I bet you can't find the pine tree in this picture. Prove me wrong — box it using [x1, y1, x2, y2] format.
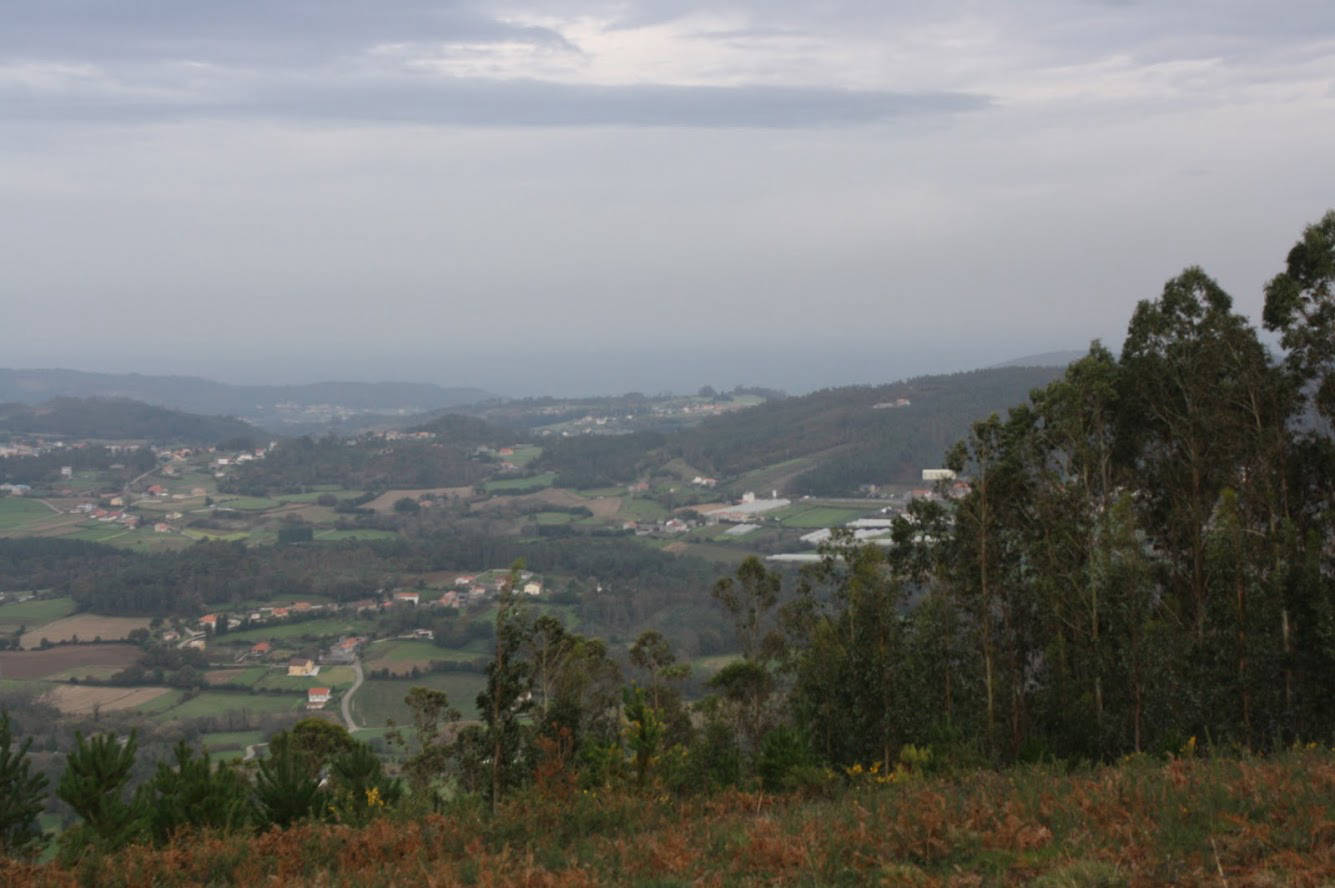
[0, 712, 48, 859]
[56, 731, 145, 861]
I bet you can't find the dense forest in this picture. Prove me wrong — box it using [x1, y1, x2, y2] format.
[533, 431, 668, 489]
[406, 413, 524, 447]
[217, 435, 493, 495]
[0, 398, 258, 445]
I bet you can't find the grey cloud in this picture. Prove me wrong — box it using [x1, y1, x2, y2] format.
[1, 73, 989, 127]
[2, 1, 575, 63]
[2, 0, 996, 128]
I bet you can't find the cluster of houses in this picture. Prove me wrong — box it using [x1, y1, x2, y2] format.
[71, 502, 140, 527]
[188, 572, 549, 642]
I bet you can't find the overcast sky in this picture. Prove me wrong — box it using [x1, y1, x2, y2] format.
[3, 1, 1334, 396]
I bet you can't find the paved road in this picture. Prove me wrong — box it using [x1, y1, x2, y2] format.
[340, 658, 364, 732]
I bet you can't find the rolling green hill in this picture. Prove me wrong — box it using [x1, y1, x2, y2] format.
[534, 365, 1065, 495]
[0, 397, 258, 445]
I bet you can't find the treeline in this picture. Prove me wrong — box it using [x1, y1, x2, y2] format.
[0, 715, 398, 863]
[826, 212, 1335, 763]
[217, 435, 490, 496]
[0, 446, 156, 486]
[533, 431, 667, 488]
[0, 533, 729, 654]
[405, 413, 522, 446]
[0, 398, 257, 445]
[0, 538, 393, 615]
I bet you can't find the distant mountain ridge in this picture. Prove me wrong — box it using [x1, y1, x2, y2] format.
[0, 369, 492, 430]
[989, 350, 1089, 369]
[0, 397, 259, 444]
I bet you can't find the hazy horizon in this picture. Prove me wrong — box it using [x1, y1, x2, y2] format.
[1, 341, 1087, 401]
[5, 1, 1333, 397]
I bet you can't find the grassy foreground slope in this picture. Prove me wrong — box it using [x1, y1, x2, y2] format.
[6, 750, 1332, 887]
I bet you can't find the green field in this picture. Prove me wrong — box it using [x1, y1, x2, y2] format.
[136, 689, 187, 714]
[208, 666, 267, 687]
[201, 730, 264, 753]
[225, 617, 376, 644]
[275, 489, 364, 504]
[312, 529, 399, 542]
[45, 665, 126, 682]
[504, 445, 542, 467]
[63, 522, 138, 542]
[152, 691, 303, 720]
[576, 486, 625, 498]
[256, 665, 357, 691]
[484, 472, 557, 492]
[215, 496, 281, 511]
[365, 639, 449, 664]
[677, 543, 752, 565]
[0, 498, 57, 531]
[181, 529, 249, 542]
[352, 673, 485, 728]
[619, 498, 668, 522]
[0, 596, 77, 627]
[778, 506, 870, 528]
[531, 511, 574, 525]
[729, 456, 819, 494]
[106, 532, 194, 552]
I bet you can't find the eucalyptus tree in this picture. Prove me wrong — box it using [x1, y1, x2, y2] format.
[629, 629, 692, 746]
[1023, 349, 1112, 752]
[395, 687, 459, 797]
[709, 557, 786, 768]
[783, 533, 910, 769]
[1263, 210, 1335, 740]
[1264, 210, 1335, 426]
[477, 561, 533, 814]
[943, 409, 1041, 759]
[1119, 267, 1275, 642]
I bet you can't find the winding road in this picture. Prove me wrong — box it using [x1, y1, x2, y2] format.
[340, 658, 364, 732]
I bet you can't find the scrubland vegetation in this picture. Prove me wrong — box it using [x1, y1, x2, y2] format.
[0, 748, 1331, 886]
